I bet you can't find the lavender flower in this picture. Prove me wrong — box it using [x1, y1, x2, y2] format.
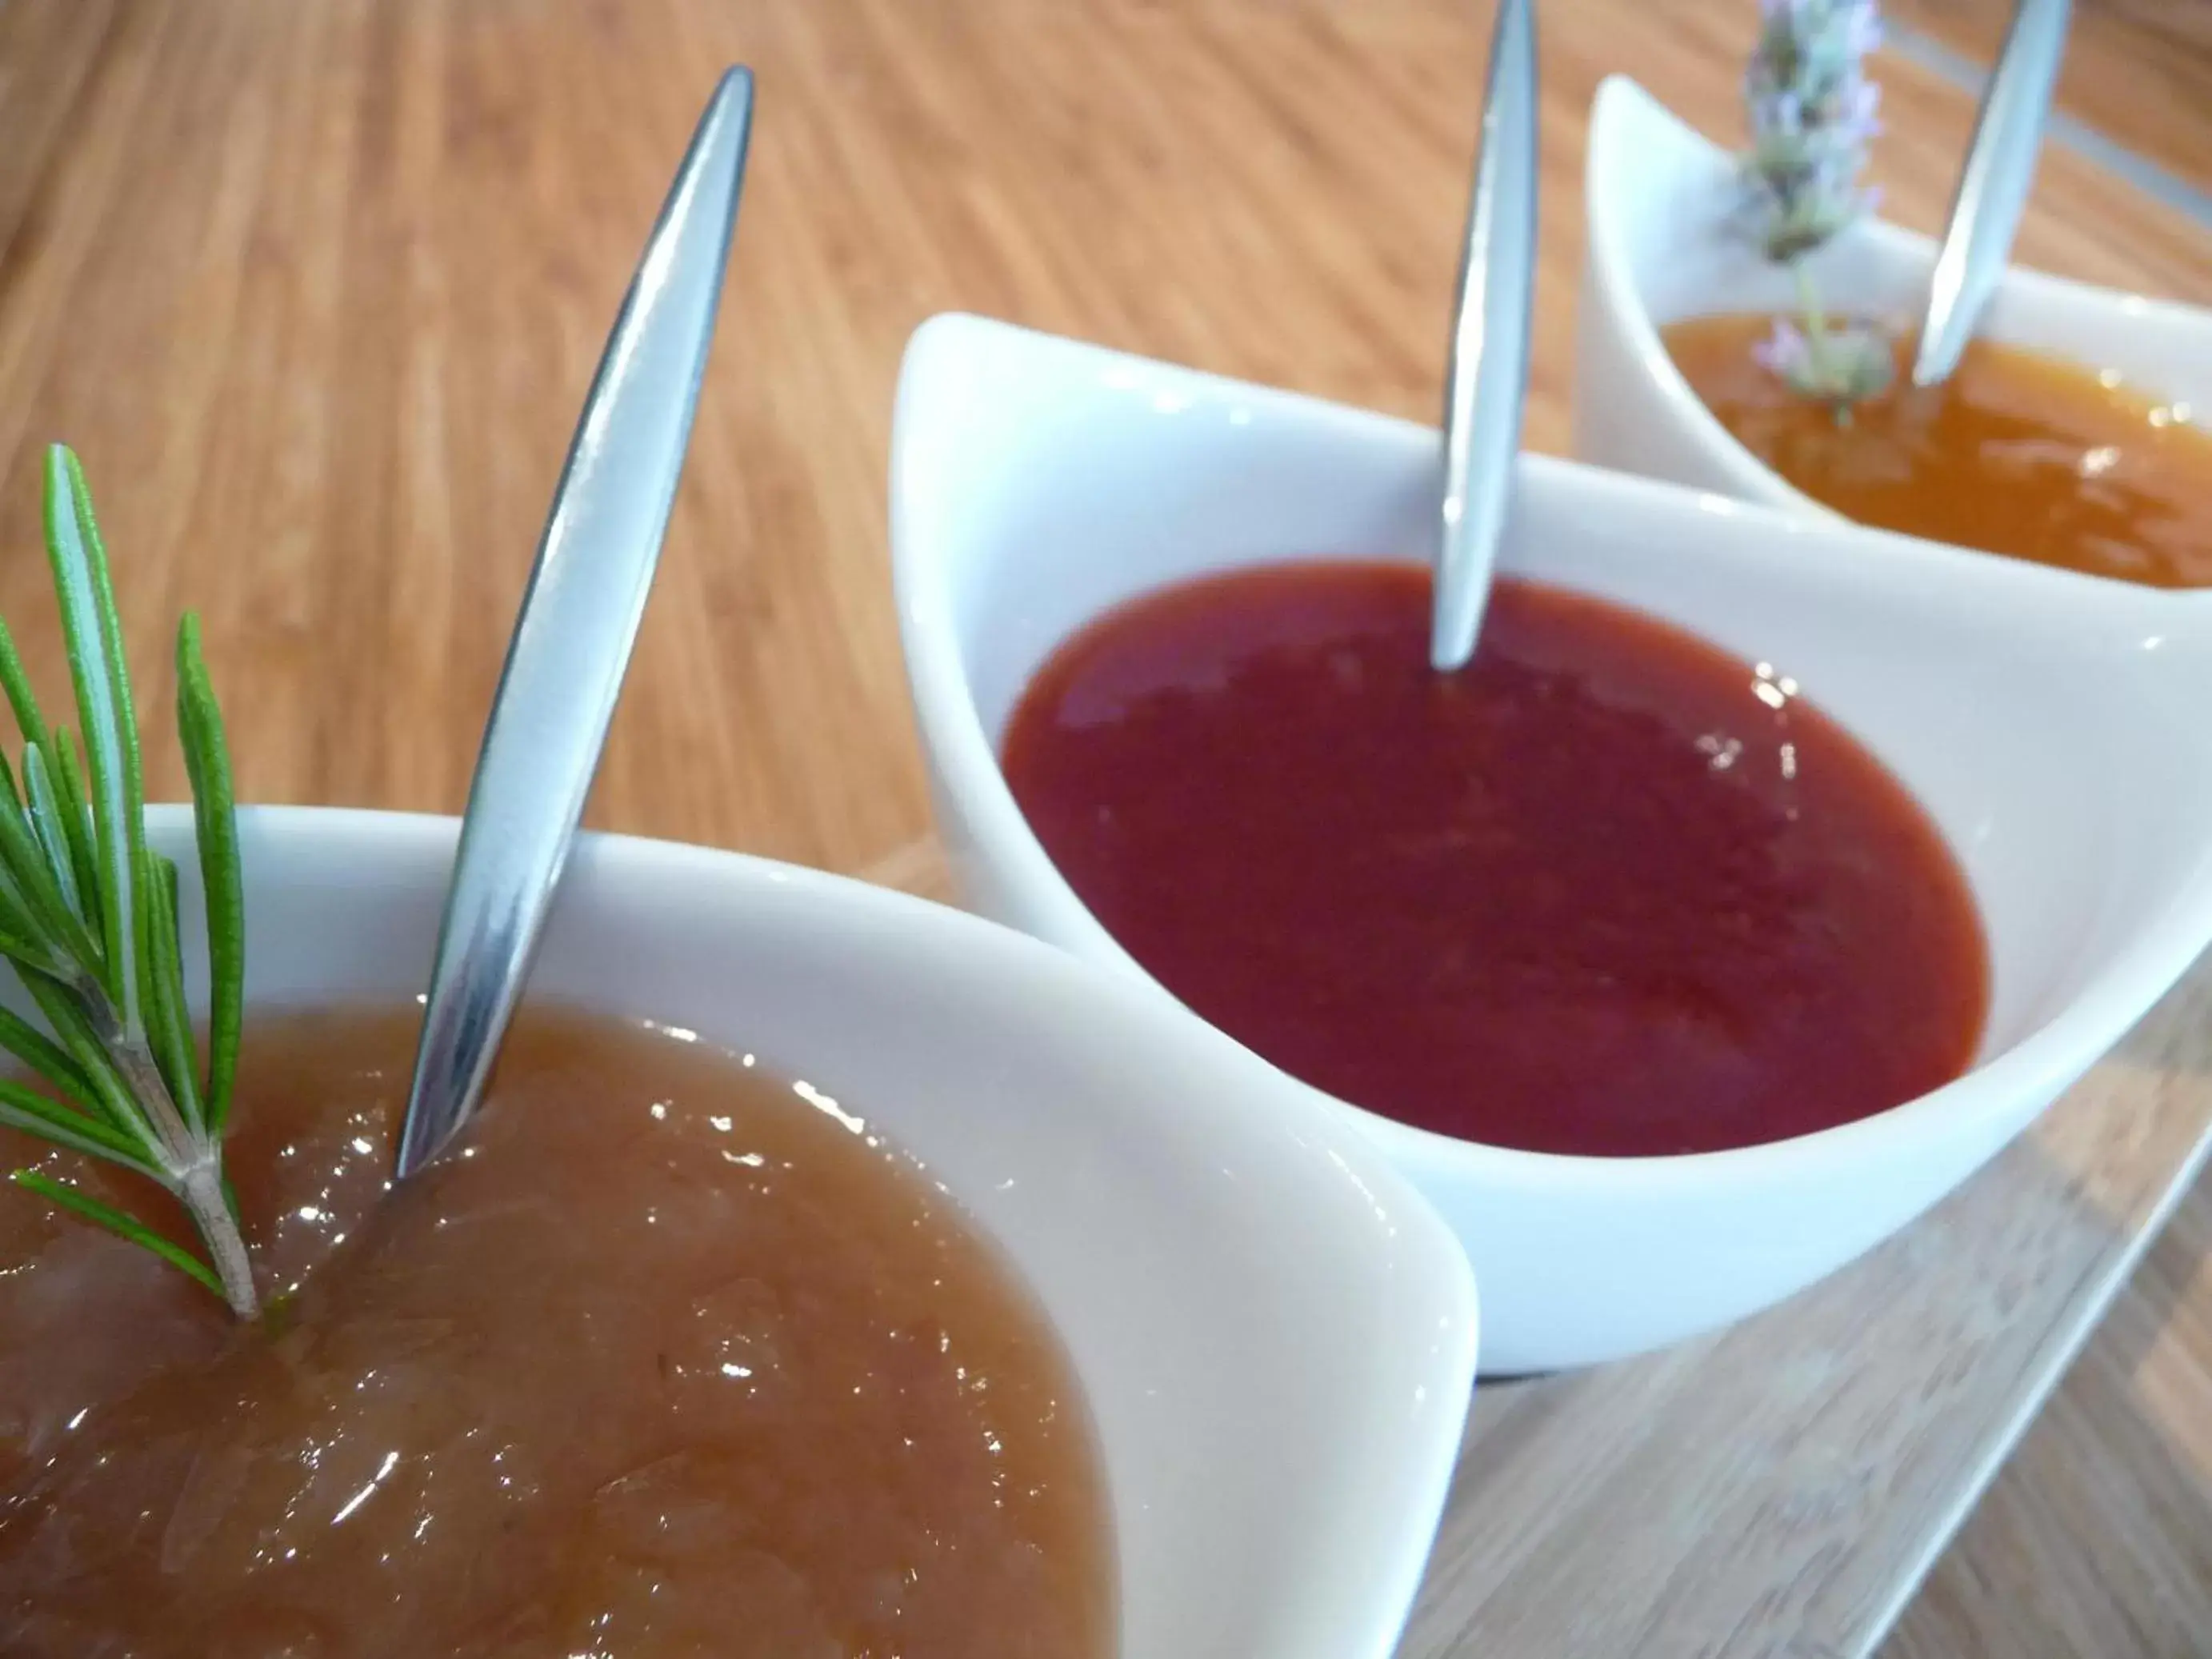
[1738, 0, 1891, 418]
[1741, 0, 1883, 262]
[1754, 315, 1894, 410]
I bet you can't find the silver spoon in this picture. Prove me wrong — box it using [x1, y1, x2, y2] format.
[1910, 0, 2073, 388]
[1431, 0, 1538, 674]
[394, 67, 756, 1179]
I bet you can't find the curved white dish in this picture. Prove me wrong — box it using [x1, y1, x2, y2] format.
[135, 805, 1478, 1659]
[891, 310, 2212, 1373]
[1573, 74, 2212, 524]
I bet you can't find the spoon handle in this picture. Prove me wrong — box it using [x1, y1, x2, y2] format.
[1432, 0, 1538, 674]
[1911, 0, 2072, 388]
[394, 68, 756, 1179]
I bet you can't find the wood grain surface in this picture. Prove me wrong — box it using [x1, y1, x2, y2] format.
[1889, 0, 2212, 196]
[0, 1, 2206, 1654]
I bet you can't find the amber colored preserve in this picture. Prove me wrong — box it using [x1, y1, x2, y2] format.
[1001, 564, 1988, 1158]
[1664, 312, 2212, 588]
[0, 1007, 1111, 1657]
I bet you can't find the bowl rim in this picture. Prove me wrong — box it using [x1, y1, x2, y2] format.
[890, 310, 2212, 1199]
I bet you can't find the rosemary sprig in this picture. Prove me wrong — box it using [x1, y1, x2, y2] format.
[0, 445, 254, 1318]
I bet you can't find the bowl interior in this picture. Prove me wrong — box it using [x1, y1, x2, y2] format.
[894, 315, 2212, 1109]
[136, 806, 1477, 1659]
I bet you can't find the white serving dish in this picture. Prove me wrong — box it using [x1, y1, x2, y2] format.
[890, 310, 2212, 1373]
[141, 805, 1478, 1659]
[1573, 74, 2212, 518]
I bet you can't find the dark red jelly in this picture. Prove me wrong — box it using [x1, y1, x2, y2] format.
[1000, 563, 1988, 1157]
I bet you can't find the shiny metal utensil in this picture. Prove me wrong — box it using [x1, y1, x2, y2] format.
[1432, 0, 1537, 674]
[1910, 0, 2072, 387]
[394, 67, 755, 1179]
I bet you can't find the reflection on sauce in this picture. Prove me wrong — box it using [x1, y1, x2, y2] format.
[0, 1007, 1111, 1658]
[1001, 564, 1988, 1157]
[1664, 312, 2212, 588]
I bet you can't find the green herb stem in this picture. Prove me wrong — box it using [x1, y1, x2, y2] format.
[1792, 262, 1839, 410]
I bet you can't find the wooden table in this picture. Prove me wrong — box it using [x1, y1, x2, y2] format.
[2, 2, 2207, 1654]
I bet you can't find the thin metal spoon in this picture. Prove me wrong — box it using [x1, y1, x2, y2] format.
[393, 67, 756, 1180]
[1910, 0, 2073, 387]
[1431, 0, 1538, 674]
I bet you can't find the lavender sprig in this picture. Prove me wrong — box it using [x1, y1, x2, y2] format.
[1742, 0, 1884, 261]
[1739, 0, 1893, 418]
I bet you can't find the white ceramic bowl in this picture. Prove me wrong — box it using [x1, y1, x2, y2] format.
[1573, 74, 2212, 518]
[138, 804, 1477, 1659]
[890, 311, 2212, 1373]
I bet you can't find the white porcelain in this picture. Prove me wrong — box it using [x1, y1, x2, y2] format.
[133, 805, 1477, 1659]
[1574, 74, 2212, 521]
[891, 310, 2212, 1373]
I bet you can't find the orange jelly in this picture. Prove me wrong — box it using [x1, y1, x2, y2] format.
[1664, 312, 2212, 588]
[0, 1007, 1111, 1658]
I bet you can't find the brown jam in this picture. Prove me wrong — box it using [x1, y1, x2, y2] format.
[1664, 312, 2212, 588]
[0, 1005, 1112, 1658]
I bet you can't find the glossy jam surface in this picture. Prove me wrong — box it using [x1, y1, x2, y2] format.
[0, 1008, 1110, 1658]
[1664, 312, 2212, 588]
[1001, 565, 1988, 1157]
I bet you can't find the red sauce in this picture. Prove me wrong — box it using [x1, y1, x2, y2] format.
[1000, 564, 1988, 1157]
